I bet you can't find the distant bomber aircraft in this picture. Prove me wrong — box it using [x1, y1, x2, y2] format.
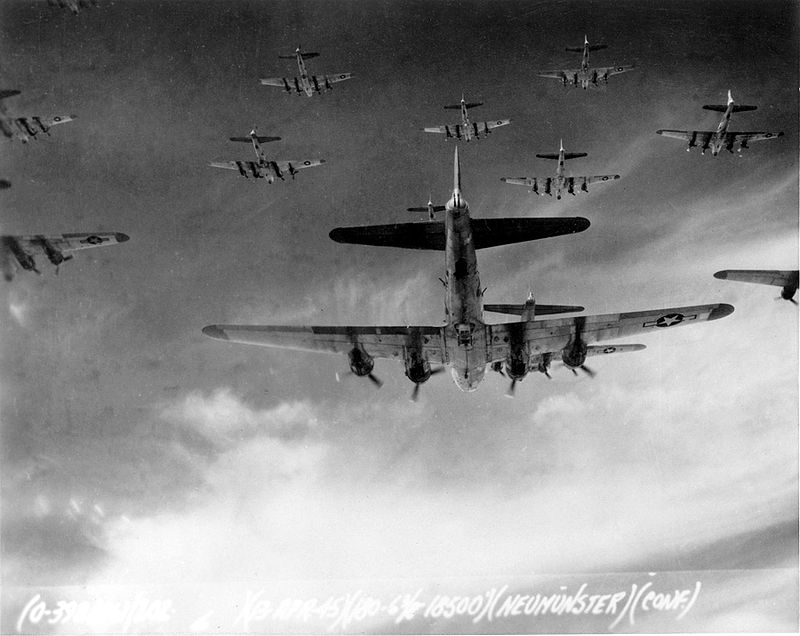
[48, 0, 97, 14]
[209, 127, 324, 183]
[0, 90, 75, 143]
[203, 147, 733, 398]
[714, 269, 798, 304]
[1, 232, 129, 281]
[260, 47, 352, 97]
[657, 91, 784, 155]
[501, 140, 620, 200]
[423, 94, 511, 142]
[538, 35, 635, 89]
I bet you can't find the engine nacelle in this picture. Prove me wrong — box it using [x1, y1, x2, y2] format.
[504, 357, 528, 382]
[739, 139, 749, 151]
[348, 347, 375, 377]
[782, 285, 797, 301]
[405, 356, 432, 385]
[561, 341, 587, 369]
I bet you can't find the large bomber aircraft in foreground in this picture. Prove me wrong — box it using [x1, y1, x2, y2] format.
[537, 35, 635, 89]
[0, 90, 75, 143]
[209, 128, 325, 183]
[501, 139, 620, 200]
[1, 232, 129, 281]
[714, 269, 798, 304]
[657, 90, 784, 155]
[203, 147, 733, 397]
[260, 47, 352, 97]
[423, 94, 511, 142]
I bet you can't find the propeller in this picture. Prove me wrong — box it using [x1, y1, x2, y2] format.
[568, 364, 595, 378]
[776, 295, 798, 305]
[505, 378, 517, 398]
[410, 367, 445, 402]
[335, 370, 383, 388]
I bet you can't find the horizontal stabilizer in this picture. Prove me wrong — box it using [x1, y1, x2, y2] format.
[229, 136, 281, 143]
[444, 102, 482, 110]
[0, 89, 21, 100]
[407, 205, 446, 212]
[484, 303, 584, 316]
[536, 152, 588, 160]
[329, 217, 589, 251]
[279, 52, 319, 59]
[702, 104, 757, 112]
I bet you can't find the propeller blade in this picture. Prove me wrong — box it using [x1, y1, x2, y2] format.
[570, 368, 578, 376]
[580, 364, 596, 378]
[505, 379, 517, 398]
[544, 370, 552, 379]
[411, 383, 421, 402]
[790, 297, 798, 306]
[367, 373, 383, 388]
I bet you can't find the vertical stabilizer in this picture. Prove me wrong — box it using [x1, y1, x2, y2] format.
[453, 145, 461, 194]
[727, 89, 734, 105]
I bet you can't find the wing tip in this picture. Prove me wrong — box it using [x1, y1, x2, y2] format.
[202, 325, 229, 340]
[573, 217, 591, 233]
[115, 232, 130, 243]
[713, 270, 728, 280]
[655, 130, 664, 135]
[708, 303, 735, 321]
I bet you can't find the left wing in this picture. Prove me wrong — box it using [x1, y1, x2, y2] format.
[725, 131, 784, 144]
[486, 303, 734, 364]
[714, 269, 798, 288]
[478, 119, 511, 131]
[593, 64, 636, 79]
[316, 73, 353, 86]
[10, 232, 129, 253]
[15, 114, 76, 136]
[202, 324, 446, 364]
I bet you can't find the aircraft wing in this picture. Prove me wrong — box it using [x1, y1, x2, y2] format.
[260, 77, 290, 87]
[500, 176, 553, 195]
[486, 303, 734, 364]
[480, 119, 511, 131]
[275, 159, 325, 172]
[656, 130, 714, 144]
[583, 175, 621, 185]
[202, 324, 446, 364]
[726, 131, 784, 144]
[537, 69, 575, 81]
[16, 114, 76, 132]
[9, 232, 129, 253]
[595, 64, 635, 78]
[317, 73, 353, 85]
[585, 344, 646, 357]
[714, 269, 798, 288]
[329, 217, 589, 250]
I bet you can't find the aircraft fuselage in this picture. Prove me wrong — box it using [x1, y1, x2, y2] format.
[443, 150, 486, 391]
[709, 103, 734, 155]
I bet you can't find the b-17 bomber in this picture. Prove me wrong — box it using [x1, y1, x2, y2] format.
[423, 94, 511, 142]
[203, 147, 733, 397]
[1, 90, 76, 143]
[538, 35, 635, 89]
[209, 127, 324, 183]
[48, 0, 97, 14]
[657, 90, 784, 155]
[1, 232, 129, 281]
[714, 269, 798, 304]
[260, 46, 352, 97]
[501, 139, 620, 200]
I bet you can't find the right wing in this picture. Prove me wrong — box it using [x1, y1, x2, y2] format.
[537, 69, 577, 83]
[329, 217, 589, 251]
[585, 344, 646, 357]
[202, 324, 446, 364]
[500, 176, 553, 195]
[725, 131, 784, 144]
[714, 269, 798, 288]
[656, 129, 714, 145]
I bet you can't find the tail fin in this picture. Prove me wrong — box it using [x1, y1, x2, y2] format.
[453, 146, 461, 193]
[229, 136, 281, 143]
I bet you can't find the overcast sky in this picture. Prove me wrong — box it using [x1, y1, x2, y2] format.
[0, 0, 797, 633]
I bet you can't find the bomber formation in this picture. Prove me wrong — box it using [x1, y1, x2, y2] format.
[4, 8, 794, 398]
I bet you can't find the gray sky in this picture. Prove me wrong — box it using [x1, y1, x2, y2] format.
[1, 0, 797, 633]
